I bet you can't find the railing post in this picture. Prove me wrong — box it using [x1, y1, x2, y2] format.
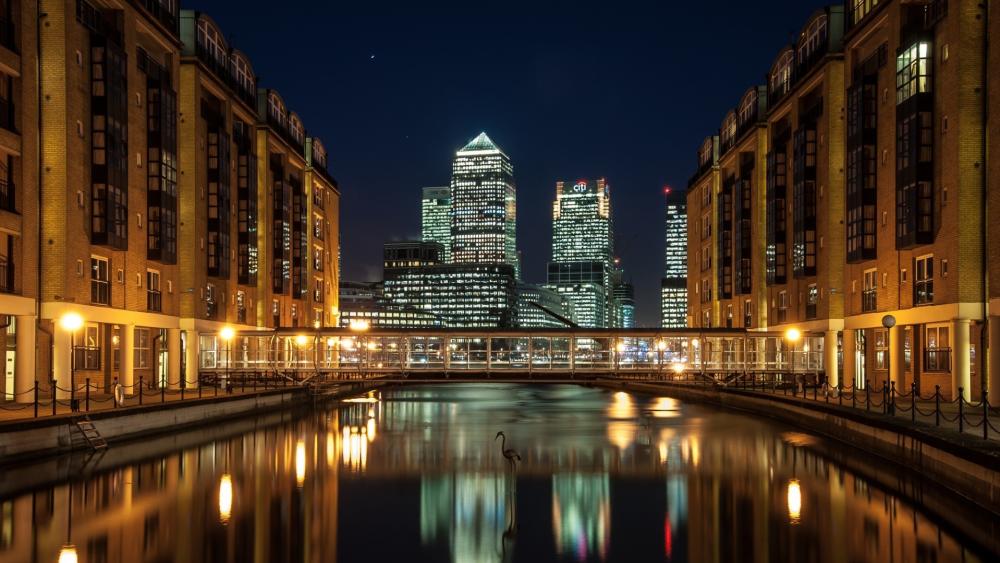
[33, 382, 38, 418]
[911, 382, 916, 424]
[984, 396, 989, 440]
[865, 381, 870, 412]
[161, 380, 165, 403]
[935, 385, 941, 427]
[139, 375, 144, 406]
[181, 382, 185, 401]
[113, 377, 118, 408]
[51, 378, 56, 416]
[838, 381, 843, 407]
[958, 388, 964, 434]
[85, 378, 91, 412]
[890, 381, 896, 415]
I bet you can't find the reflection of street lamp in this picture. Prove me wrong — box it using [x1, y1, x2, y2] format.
[58, 545, 78, 563]
[787, 478, 802, 524]
[59, 313, 84, 405]
[218, 473, 233, 524]
[220, 326, 235, 391]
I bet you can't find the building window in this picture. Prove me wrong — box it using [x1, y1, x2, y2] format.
[134, 328, 150, 369]
[313, 215, 324, 240]
[806, 284, 818, 319]
[313, 278, 324, 303]
[700, 278, 711, 304]
[205, 284, 217, 319]
[846, 72, 878, 262]
[792, 124, 818, 278]
[236, 291, 247, 324]
[700, 246, 711, 273]
[915, 255, 933, 305]
[897, 43, 932, 104]
[717, 176, 733, 300]
[701, 213, 711, 240]
[90, 36, 129, 250]
[74, 324, 101, 371]
[862, 269, 877, 312]
[143, 50, 178, 264]
[895, 42, 935, 249]
[924, 325, 950, 372]
[769, 50, 794, 103]
[874, 329, 888, 370]
[272, 299, 280, 327]
[776, 291, 788, 324]
[850, 0, 880, 26]
[235, 121, 258, 286]
[147, 269, 161, 312]
[766, 140, 788, 285]
[313, 247, 324, 272]
[291, 176, 307, 298]
[743, 299, 752, 328]
[205, 106, 231, 279]
[797, 15, 828, 66]
[734, 169, 752, 295]
[91, 256, 110, 305]
[272, 157, 291, 295]
[702, 310, 711, 328]
[0, 153, 14, 212]
[313, 185, 324, 209]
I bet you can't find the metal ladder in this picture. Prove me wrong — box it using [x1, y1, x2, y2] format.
[72, 416, 108, 451]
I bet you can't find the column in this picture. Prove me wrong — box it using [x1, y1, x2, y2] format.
[121, 324, 135, 395]
[842, 329, 856, 390]
[824, 330, 839, 389]
[52, 323, 71, 400]
[989, 317, 1000, 406]
[953, 319, 971, 401]
[889, 324, 905, 389]
[14, 315, 36, 403]
[185, 330, 199, 388]
[168, 328, 182, 390]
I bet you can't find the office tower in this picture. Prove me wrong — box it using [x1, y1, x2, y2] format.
[381, 241, 516, 328]
[661, 188, 688, 328]
[612, 281, 636, 329]
[546, 179, 613, 327]
[339, 281, 442, 328]
[450, 132, 518, 277]
[421, 186, 451, 262]
[516, 283, 574, 328]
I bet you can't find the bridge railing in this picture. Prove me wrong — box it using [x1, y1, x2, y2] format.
[197, 329, 826, 378]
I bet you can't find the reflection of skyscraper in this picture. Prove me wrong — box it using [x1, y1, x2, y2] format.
[420, 474, 508, 563]
[450, 132, 518, 277]
[552, 474, 611, 561]
[662, 188, 688, 327]
[547, 179, 613, 327]
[422, 186, 452, 262]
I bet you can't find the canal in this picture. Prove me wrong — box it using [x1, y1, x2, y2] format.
[0, 383, 995, 563]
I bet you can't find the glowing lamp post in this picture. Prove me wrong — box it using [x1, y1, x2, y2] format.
[59, 313, 84, 405]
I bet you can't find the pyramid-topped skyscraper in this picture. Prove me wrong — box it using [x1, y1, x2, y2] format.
[449, 132, 519, 278]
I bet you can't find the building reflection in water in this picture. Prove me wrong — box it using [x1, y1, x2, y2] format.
[420, 474, 508, 563]
[551, 473, 610, 561]
[0, 385, 991, 563]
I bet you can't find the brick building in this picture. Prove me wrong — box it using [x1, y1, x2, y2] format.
[687, 0, 993, 401]
[0, 0, 340, 403]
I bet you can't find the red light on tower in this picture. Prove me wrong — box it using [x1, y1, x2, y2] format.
[663, 185, 672, 195]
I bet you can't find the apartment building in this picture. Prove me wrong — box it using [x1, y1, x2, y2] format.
[0, 1, 340, 404]
[687, 1, 993, 400]
[686, 135, 719, 329]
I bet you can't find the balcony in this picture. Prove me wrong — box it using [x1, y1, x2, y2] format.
[194, 42, 256, 109]
[138, 0, 179, 35]
[205, 300, 218, 320]
[147, 289, 162, 312]
[861, 289, 876, 313]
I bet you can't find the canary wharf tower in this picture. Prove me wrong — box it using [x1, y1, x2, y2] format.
[450, 132, 519, 277]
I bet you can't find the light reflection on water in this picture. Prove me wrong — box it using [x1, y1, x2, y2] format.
[0, 383, 993, 563]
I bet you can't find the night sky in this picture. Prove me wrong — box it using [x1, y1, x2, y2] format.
[189, 0, 829, 326]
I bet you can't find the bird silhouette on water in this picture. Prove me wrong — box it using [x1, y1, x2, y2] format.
[495, 431, 522, 472]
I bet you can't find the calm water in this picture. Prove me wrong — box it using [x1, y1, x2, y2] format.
[0, 384, 993, 563]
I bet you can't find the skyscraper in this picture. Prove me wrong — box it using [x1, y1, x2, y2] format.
[516, 283, 575, 328]
[661, 188, 688, 327]
[611, 265, 636, 328]
[421, 186, 452, 262]
[546, 179, 613, 327]
[450, 132, 518, 277]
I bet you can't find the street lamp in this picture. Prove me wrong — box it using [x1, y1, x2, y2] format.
[59, 313, 84, 407]
[219, 326, 235, 392]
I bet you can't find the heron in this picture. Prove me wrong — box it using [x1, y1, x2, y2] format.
[495, 431, 521, 471]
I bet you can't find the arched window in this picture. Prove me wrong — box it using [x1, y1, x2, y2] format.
[230, 51, 255, 95]
[698, 138, 714, 167]
[738, 88, 758, 128]
[720, 112, 737, 147]
[289, 114, 304, 144]
[196, 17, 228, 68]
[770, 50, 794, 99]
[797, 15, 828, 64]
[312, 139, 328, 168]
[268, 92, 286, 127]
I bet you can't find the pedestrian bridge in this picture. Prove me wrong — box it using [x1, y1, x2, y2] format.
[197, 328, 828, 381]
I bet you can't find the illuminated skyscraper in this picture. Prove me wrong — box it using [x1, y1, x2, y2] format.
[547, 179, 613, 327]
[450, 132, 518, 277]
[661, 188, 688, 327]
[421, 186, 451, 262]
